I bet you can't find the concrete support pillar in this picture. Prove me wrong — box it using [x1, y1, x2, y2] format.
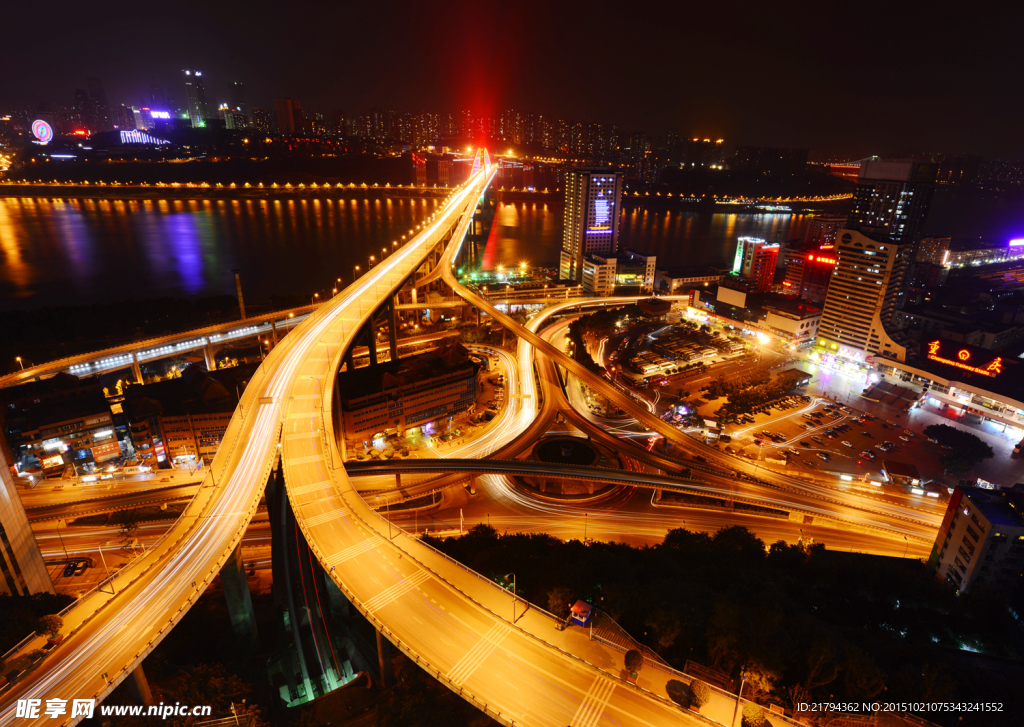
[221, 542, 260, 649]
[388, 298, 399, 363]
[366, 324, 378, 366]
[476, 308, 481, 326]
[131, 352, 143, 385]
[203, 338, 216, 372]
[411, 287, 418, 305]
[271, 320, 278, 345]
[233, 270, 246, 320]
[344, 348, 354, 372]
[127, 664, 154, 707]
[655, 489, 663, 502]
[376, 628, 392, 688]
[395, 472, 402, 490]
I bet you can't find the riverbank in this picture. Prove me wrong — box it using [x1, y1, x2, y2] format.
[0, 182, 451, 201]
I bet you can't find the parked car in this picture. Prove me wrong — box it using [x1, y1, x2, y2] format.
[817, 452, 830, 460]
[841, 441, 853, 448]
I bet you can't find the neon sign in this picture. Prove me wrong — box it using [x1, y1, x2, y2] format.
[927, 340, 1002, 377]
[120, 130, 169, 145]
[32, 119, 53, 143]
[587, 196, 612, 233]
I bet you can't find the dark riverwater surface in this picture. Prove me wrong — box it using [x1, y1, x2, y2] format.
[0, 196, 812, 309]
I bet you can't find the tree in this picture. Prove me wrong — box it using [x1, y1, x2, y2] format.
[546, 587, 576, 620]
[645, 609, 681, 651]
[842, 645, 886, 700]
[624, 649, 644, 677]
[923, 424, 994, 473]
[116, 508, 141, 548]
[742, 702, 766, 727]
[689, 679, 711, 709]
[36, 614, 62, 640]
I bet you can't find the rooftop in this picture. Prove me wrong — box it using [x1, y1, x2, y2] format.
[882, 460, 922, 480]
[907, 339, 1024, 402]
[960, 484, 1024, 529]
[337, 342, 477, 401]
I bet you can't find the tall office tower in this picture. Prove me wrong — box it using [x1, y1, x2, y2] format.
[113, 104, 136, 130]
[148, 80, 166, 108]
[816, 229, 911, 361]
[560, 169, 623, 282]
[681, 138, 725, 169]
[229, 81, 249, 124]
[915, 237, 952, 266]
[252, 108, 272, 134]
[0, 449, 54, 595]
[182, 70, 209, 128]
[73, 88, 94, 130]
[731, 237, 780, 293]
[802, 215, 846, 246]
[274, 98, 303, 135]
[86, 77, 113, 131]
[782, 244, 836, 303]
[847, 160, 936, 245]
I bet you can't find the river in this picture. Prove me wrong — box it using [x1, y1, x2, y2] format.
[0, 196, 811, 309]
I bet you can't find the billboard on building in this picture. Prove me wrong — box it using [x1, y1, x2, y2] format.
[717, 286, 747, 309]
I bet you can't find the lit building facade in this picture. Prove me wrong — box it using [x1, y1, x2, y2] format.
[582, 254, 617, 295]
[182, 70, 209, 128]
[816, 229, 910, 362]
[338, 343, 480, 447]
[0, 449, 53, 595]
[802, 215, 846, 246]
[847, 160, 935, 245]
[929, 485, 1024, 595]
[560, 169, 623, 282]
[731, 237, 779, 293]
[782, 244, 836, 303]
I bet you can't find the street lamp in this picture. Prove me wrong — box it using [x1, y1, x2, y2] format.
[504, 572, 517, 622]
[353, 265, 361, 283]
[16, 357, 24, 370]
[312, 292, 319, 306]
[55, 518, 69, 561]
[98, 540, 115, 594]
[731, 668, 747, 727]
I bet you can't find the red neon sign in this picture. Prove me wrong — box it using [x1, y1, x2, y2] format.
[927, 340, 1002, 378]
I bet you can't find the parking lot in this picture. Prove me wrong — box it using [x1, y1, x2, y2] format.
[711, 395, 950, 496]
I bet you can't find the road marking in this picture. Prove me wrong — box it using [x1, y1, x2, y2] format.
[325, 539, 373, 567]
[304, 508, 349, 527]
[445, 622, 512, 687]
[362, 570, 430, 612]
[284, 431, 319, 441]
[292, 481, 332, 496]
[291, 394, 319, 400]
[570, 675, 616, 727]
[286, 454, 323, 466]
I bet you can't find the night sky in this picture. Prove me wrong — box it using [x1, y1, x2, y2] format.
[4, 0, 1022, 158]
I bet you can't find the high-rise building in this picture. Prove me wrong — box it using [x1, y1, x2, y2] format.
[0, 449, 53, 595]
[86, 77, 112, 132]
[681, 138, 725, 169]
[252, 108, 272, 134]
[229, 81, 249, 124]
[929, 484, 1024, 596]
[274, 98, 303, 135]
[915, 237, 952, 266]
[803, 216, 846, 246]
[182, 70, 209, 128]
[847, 160, 936, 246]
[815, 229, 911, 362]
[730, 237, 779, 293]
[560, 169, 623, 282]
[782, 244, 836, 303]
[732, 146, 808, 175]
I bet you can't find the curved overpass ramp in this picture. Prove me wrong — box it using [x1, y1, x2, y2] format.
[0, 175, 490, 725]
[280, 172, 712, 725]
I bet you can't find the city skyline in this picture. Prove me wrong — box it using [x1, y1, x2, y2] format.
[3, 0, 1023, 158]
